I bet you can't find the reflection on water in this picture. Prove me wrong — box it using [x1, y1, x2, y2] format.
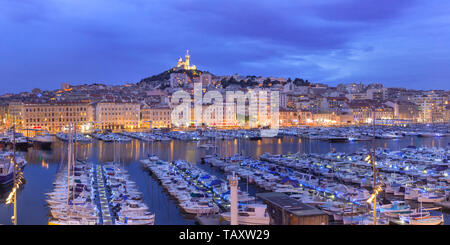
[0, 136, 448, 224]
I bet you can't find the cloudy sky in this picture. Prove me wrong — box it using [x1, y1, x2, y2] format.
[0, 0, 449, 93]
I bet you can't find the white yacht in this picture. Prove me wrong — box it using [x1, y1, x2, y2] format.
[32, 132, 54, 149]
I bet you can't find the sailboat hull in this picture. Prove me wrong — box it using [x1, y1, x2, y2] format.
[0, 172, 14, 185]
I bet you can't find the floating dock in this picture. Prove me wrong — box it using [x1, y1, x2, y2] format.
[95, 164, 114, 225]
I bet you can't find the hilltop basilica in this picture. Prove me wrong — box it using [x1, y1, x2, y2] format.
[170, 50, 212, 88]
[175, 50, 197, 70]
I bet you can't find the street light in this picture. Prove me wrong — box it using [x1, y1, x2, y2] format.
[6, 118, 25, 225]
[367, 186, 382, 204]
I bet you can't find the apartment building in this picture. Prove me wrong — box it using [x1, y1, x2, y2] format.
[95, 102, 140, 131]
[23, 102, 94, 133]
[141, 103, 172, 128]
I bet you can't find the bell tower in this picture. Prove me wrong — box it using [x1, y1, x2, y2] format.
[184, 50, 190, 69]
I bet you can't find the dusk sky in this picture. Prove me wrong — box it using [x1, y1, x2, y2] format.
[1, 0, 449, 94]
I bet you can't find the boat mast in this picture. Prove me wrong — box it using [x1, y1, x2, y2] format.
[67, 124, 72, 216]
[74, 123, 77, 161]
[73, 123, 76, 211]
[371, 109, 377, 225]
[12, 116, 17, 225]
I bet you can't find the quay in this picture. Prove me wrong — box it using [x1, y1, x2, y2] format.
[195, 215, 230, 225]
[436, 201, 450, 211]
[95, 164, 114, 225]
[389, 219, 407, 225]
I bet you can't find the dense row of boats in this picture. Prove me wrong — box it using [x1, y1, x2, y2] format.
[90, 133, 131, 142]
[0, 131, 54, 150]
[113, 124, 449, 143]
[46, 135, 154, 225]
[196, 145, 449, 225]
[121, 131, 171, 142]
[280, 125, 449, 142]
[1, 123, 449, 225]
[1, 123, 448, 148]
[47, 160, 155, 225]
[56, 133, 92, 143]
[141, 156, 270, 225]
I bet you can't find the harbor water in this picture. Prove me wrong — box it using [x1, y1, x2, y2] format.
[0, 135, 449, 225]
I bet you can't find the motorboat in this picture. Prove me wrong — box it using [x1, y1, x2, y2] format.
[379, 201, 411, 214]
[32, 132, 54, 149]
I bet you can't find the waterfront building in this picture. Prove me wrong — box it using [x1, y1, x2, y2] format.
[0, 103, 7, 126]
[279, 107, 298, 127]
[6, 101, 25, 127]
[297, 110, 313, 125]
[141, 103, 172, 128]
[412, 91, 447, 123]
[347, 100, 394, 124]
[312, 113, 339, 125]
[309, 112, 354, 126]
[385, 100, 419, 122]
[23, 102, 94, 133]
[95, 101, 140, 131]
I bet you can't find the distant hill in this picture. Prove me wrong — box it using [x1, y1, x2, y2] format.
[137, 68, 213, 89]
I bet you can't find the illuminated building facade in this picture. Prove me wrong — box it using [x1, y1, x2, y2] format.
[385, 100, 419, 122]
[6, 102, 25, 127]
[279, 107, 298, 127]
[176, 50, 197, 70]
[95, 102, 140, 131]
[348, 100, 394, 124]
[0, 103, 8, 126]
[21, 102, 94, 133]
[141, 104, 172, 128]
[413, 91, 446, 123]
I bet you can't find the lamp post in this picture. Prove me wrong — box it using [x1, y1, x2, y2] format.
[365, 109, 380, 225]
[6, 116, 25, 225]
[12, 117, 17, 225]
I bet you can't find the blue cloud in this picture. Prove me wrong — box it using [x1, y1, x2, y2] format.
[0, 0, 448, 93]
